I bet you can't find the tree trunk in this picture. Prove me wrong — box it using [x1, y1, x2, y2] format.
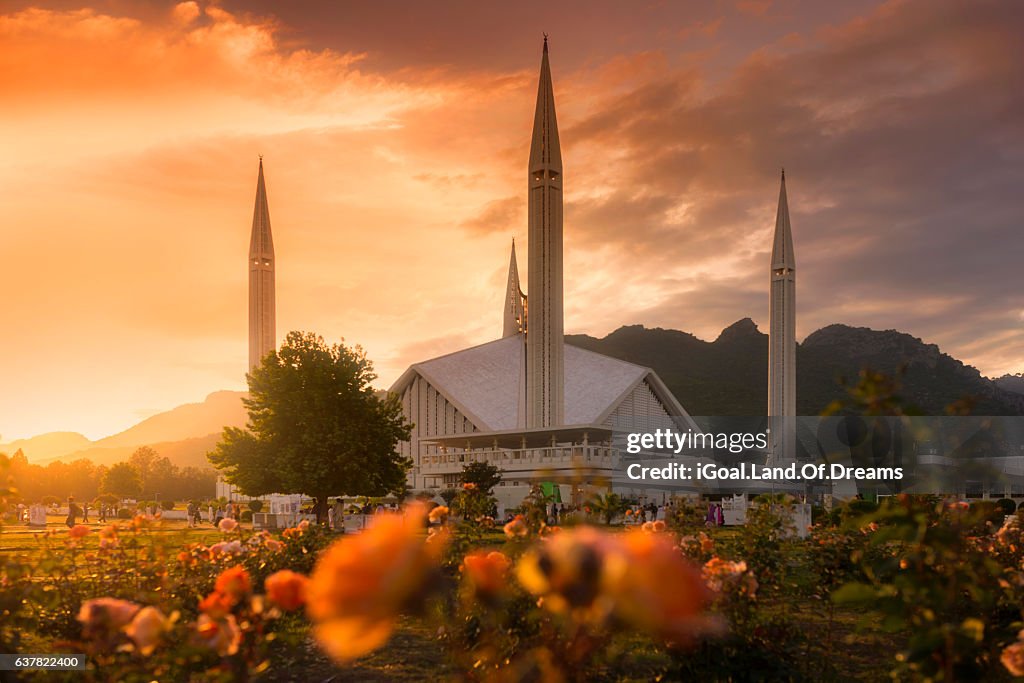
[314, 495, 326, 525]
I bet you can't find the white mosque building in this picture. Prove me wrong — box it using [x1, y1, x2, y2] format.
[241, 39, 800, 510]
[388, 40, 700, 508]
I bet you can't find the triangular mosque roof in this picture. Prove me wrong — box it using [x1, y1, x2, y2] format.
[389, 334, 686, 432]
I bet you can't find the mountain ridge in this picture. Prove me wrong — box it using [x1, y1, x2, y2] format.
[567, 321, 1023, 416]
[3, 324, 1020, 467]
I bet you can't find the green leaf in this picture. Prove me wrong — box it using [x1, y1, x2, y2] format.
[831, 582, 877, 604]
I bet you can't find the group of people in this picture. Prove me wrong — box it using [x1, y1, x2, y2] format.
[62, 496, 164, 527]
[54, 497, 248, 529]
[327, 499, 399, 531]
[542, 503, 569, 526]
[705, 502, 726, 527]
[625, 502, 669, 524]
[186, 501, 242, 528]
[62, 498, 115, 526]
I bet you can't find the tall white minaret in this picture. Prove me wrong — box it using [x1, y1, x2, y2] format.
[526, 36, 564, 428]
[248, 157, 276, 371]
[768, 169, 796, 461]
[503, 238, 527, 338]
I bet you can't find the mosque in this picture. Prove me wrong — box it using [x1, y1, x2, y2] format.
[243, 39, 798, 509]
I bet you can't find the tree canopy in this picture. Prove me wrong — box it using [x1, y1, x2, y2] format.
[460, 461, 502, 496]
[208, 331, 412, 521]
[101, 462, 142, 499]
[6, 448, 215, 504]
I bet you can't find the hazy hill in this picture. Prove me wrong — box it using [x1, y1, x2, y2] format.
[1, 391, 247, 465]
[0, 431, 92, 462]
[567, 321, 1024, 416]
[34, 433, 225, 469]
[94, 391, 247, 449]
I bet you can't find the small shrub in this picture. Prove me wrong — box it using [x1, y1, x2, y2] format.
[160, 500, 175, 511]
[842, 498, 879, 519]
[116, 508, 131, 519]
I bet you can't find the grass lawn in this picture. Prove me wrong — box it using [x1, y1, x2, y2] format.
[0, 515, 224, 557]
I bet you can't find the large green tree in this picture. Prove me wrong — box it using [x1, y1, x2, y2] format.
[208, 331, 412, 522]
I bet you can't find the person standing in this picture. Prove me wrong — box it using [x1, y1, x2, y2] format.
[82, 503, 90, 523]
[208, 503, 214, 526]
[65, 496, 78, 528]
[332, 498, 345, 532]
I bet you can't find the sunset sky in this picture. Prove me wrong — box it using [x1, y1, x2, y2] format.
[1, 0, 1022, 441]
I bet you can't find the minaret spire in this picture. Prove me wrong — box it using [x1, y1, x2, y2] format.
[771, 168, 794, 268]
[503, 238, 527, 338]
[768, 168, 796, 461]
[526, 37, 564, 428]
[248, 158, 276, 371]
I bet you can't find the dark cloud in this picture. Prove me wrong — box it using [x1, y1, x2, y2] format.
[555, 0, 1024, 374]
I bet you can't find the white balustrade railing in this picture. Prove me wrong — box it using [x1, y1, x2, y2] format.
[418, 445, 618, 472]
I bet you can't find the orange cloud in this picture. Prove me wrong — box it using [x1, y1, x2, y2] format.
[0, 0, 1020, 441]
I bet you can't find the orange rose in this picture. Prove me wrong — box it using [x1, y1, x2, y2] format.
[98, 525, 119, 549]
[198, 591, 234, 619]
[1003, 636, 1024, 676]
[78, 597, 141, 645]
[503, 515, 529, 539]
[265, 570, 308, 611]
[462, 551, 511, 598]
[306, 505, 446, 663]
[194, 614, 241, 656]
[703, 557, 749, 592]
[68, 524, 90, 539]
[612, 531, 714, 644]
[214, 565, 251, 604]
[124, 606, 168, 656]
[698, 533, 715, 555]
